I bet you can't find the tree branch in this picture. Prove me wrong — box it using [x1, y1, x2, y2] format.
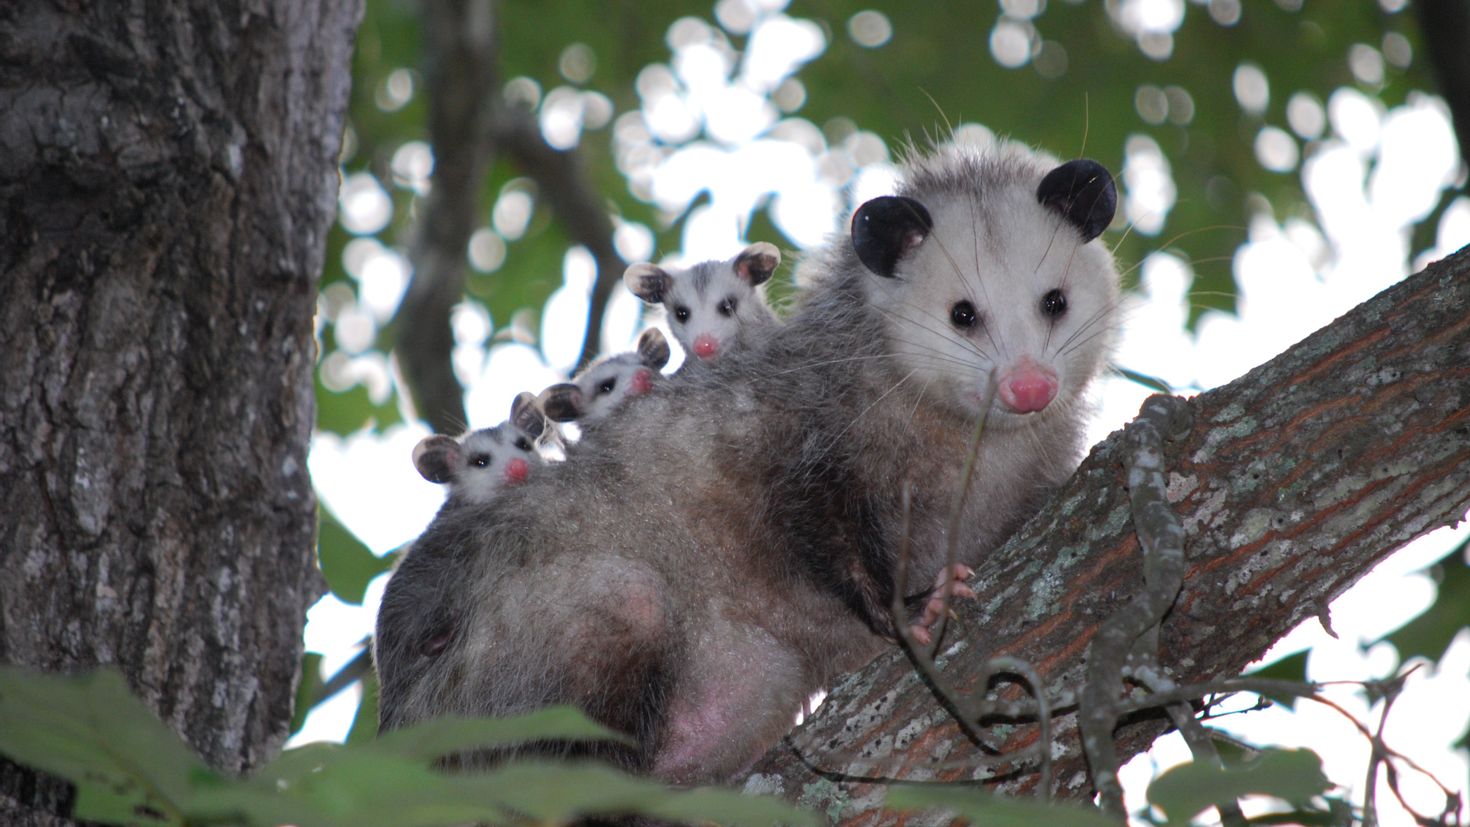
[1413, 0, 1470, 194]
[495, 107, 629, 373]
[742, 246, 1470, 820]
[394, 0, 500, 434]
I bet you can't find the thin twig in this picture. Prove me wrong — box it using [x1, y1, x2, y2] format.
[1078, 394, 1194, 817]
[927, 371, 997, 654]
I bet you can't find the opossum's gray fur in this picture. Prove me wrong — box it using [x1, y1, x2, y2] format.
[375, 141, 1121, 783]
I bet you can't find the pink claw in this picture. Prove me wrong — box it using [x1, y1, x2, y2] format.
[911, 563, 976, 643]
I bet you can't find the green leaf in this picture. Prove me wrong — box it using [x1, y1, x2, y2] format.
[290, 652, 325, 736]
[317, 505, 394, 604]
[372, 706, 631, 762]
[1244, 648, 1311, 710]
[463, 761, 819, 827]
[347, 668, 381, 745]
[1114, 364, 1178, 394]
[0, 667, 216, 826]
[314, 370, 403, 437]
[1376, 537, 1470, 663]
[0, 668, 821, 827]
[885, 784, 1116, 827]
[1147, 748, 1332, 825]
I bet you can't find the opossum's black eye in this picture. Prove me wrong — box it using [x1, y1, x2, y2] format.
[514, 437, 532, 452]
[950, 300, 978, 330]
[469, 453, 491, 468]
[596, 377, 617, 396]
[1041, 289, 1068, 318]
[718, 297, 737, 317]
[673, 305, 691, 323]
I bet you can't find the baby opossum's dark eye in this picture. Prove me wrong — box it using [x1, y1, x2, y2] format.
[1041, 288, 1068, 319]
[514, 438, 532, 452]
[596, 377, 617, 396]
[673, 305, 691, 323]
[950, 300, 978, 330]
[470, 453, 491, 468]
[718, 297, 737, 317]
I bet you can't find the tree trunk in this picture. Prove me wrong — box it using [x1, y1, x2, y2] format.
[743, 247, 1470, 821]
[0, 2, 360, 823]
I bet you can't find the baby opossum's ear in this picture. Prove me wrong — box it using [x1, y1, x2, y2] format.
[624, 263, 672, 304]
[539, 383, 586, 422]
[636, 328, 671, 370]
[734, 242, 780, 286]
[1036, 159, 1116, 242]
[851, 195, 933, 278]
[412, 435, 461, 484]
[509, 391, 546, 440]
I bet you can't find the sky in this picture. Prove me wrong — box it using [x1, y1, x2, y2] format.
[298, 2, 1470, 823]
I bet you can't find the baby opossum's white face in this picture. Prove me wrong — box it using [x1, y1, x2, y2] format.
[576, 355, 659, 420]
[625, 243, 780, 364]
[453, 428, 538, 499]
[856, 153, 1120, 430]
[539, 327, 671, 425]
[413, 425, 539, 506]
[412, 391, 549, 504]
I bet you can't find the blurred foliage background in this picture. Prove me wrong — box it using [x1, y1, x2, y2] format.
[301, 0, 1469, 818]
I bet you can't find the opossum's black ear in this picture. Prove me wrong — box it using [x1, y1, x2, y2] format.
[624, 263, 672, 304]
[851, 195, 932, 278]
[734, 242, 780, 286]
[509, 391, 545, 440]
[637, 328, 670, 370]
[539, 383, 586, 422]
[412, 435, 461, 484]
[1037, 159, 1116, 242]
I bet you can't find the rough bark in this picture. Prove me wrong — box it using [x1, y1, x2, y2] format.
[742, 247, 1470, 822]
[395, 0, 499, 435]
[0, 2, 360, 823]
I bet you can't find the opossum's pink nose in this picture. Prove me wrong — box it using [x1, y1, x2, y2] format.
[504, 457, 530, 484]
[630, 368, 654, 395]
[998, 362, 1058, 413]
[692, 334, 719, 361]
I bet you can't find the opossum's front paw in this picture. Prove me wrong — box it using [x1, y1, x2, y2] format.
[908, 563, 975, 646]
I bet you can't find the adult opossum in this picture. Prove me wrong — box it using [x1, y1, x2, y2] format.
[375, 141, 1120, 784]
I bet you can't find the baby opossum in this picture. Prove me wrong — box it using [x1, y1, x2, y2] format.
[376, 392, 549, 686]
[376, 142, 1120, 783]
[411, 392, 548, 506]
[539, 327, 670, 425]
[624, 242, 781, 364]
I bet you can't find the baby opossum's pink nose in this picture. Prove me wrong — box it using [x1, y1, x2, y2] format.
[692, 334, 719, 361]
[504, 457, 530, 484]
[998, 363, 1058, 413]
[631, 368, 654, 395]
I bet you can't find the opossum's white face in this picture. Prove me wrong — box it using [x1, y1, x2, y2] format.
[575, 354, 659, 421]
[539, 327, 671, 425]
[854, 155, 1120, 430]
[625, 243, 780, 364]
[452, 427, 539, 501]
[412, 392, 548, 503]
[413, 424, 540, 506]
